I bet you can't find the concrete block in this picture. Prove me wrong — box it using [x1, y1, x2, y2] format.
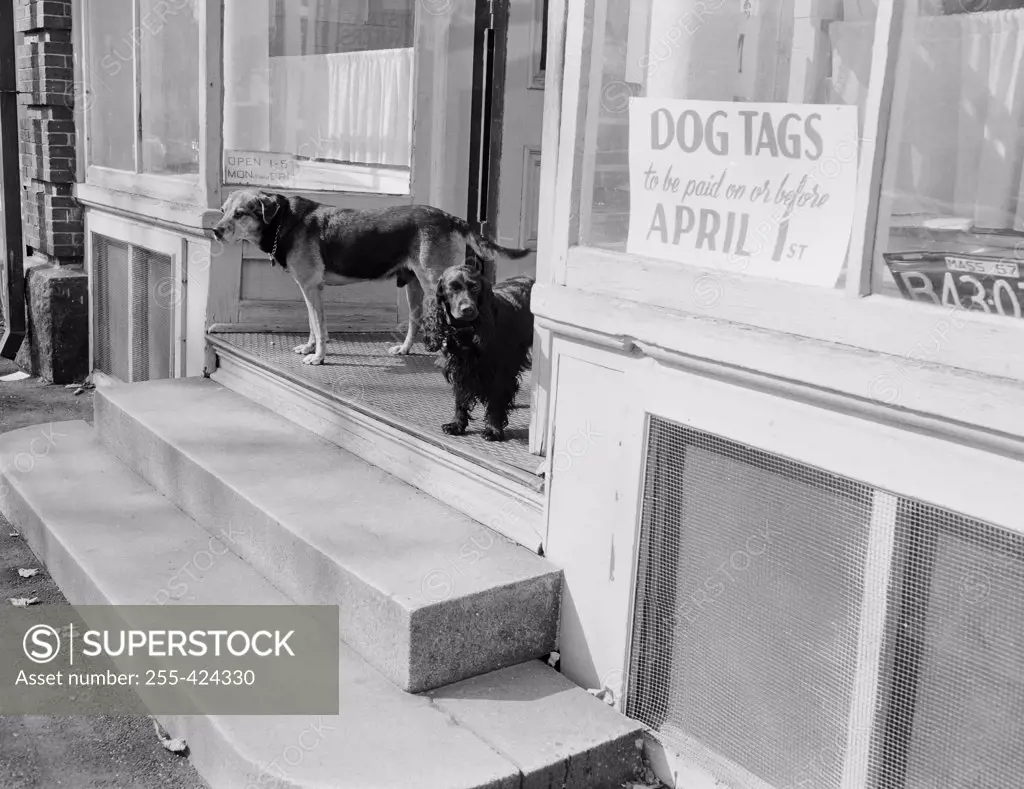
[13, 259, 88, 384]
[0, 421, 522, 789]
[94, 378, 562, 693]
[430, 660, 646, 789]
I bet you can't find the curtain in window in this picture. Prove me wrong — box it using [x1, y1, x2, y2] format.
[269, 47, 414, 168]
[830, 9, 1024, 230]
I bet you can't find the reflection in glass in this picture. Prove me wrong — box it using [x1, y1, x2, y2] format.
[877, 0, 1024, 321]
[580, 0, 877, 290]
[223, 0, 415, 195]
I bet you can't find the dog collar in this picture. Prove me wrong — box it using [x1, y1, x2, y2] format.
[269, 226, 282, 262]
[267, 212, 300, 265]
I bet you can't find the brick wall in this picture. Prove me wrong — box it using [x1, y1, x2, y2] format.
[16, 0, 82, 266]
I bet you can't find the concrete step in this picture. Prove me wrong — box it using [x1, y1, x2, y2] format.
[0, 422, 644, 789]
[93, 378, 561, 693]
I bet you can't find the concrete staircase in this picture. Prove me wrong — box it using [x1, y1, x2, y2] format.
[0, 378, 644, 789]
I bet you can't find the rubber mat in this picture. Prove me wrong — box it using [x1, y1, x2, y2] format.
[213, 332, 542, 476]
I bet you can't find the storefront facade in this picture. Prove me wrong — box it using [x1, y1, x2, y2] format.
[72, 1, 1024, 788]
[538, 1, 1024, 788]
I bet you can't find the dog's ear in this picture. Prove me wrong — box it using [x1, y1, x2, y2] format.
[422, 278, 448, 353]
[256, 192, 281, 225]
[465, 254, 484, 275]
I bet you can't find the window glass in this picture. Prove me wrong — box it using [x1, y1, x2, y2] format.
[877, 0, 1024, 322]
[222, 0, 416, 195]
[86, 0, 136, 170]
[578, 0, 877, 290]
[139, 0, 202, 175]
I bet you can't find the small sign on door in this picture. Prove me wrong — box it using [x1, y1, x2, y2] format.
[224, 150, 298, 188]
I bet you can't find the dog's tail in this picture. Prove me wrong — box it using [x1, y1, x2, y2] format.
[453, 219, 532, 261]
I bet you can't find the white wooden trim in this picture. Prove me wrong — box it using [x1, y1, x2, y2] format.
[75, 183, 218, 234]
[71, 0, 86, 182]
[205, 241, 243, 328]
[841, 490, 898, 789]
[199, 0, 223, 210]
[131, 0, 142, 174]
[869, 0, 918, 293]
[541, 337, 648, 692]
[86, 212, 187, 382]
[549, 0, 588, 286]
[563, 246, 1024, 384]
[846, 0, 900, 297]
[528, 0, 569, 456]
[518, 146, 543, 249]
[85, 166, 204, 206]
[219, 184, 413, 212]
[640, 354, 1024, 538]
[85, 211, 188, 259]
[575, 0, 607, 247]
[84, 210, 95, 376]
[644, 735, 769, 789]
[533, 283, 1024, 458]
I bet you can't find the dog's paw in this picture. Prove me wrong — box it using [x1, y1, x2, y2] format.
[388, 343, 412, 356]
[302, 353, 325, 366]
[293, 342, 315, 355]
[482, 426, 505, 442]
[442, 421, 467, 436]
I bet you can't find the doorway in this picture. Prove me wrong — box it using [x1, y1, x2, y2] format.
[467, 0, 547, 282]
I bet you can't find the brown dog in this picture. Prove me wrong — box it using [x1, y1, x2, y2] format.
[211, 189, 530, 364]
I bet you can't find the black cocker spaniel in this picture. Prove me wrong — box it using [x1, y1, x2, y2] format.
[424, 263, 535, 442]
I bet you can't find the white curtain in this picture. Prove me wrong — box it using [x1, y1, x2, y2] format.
[830, 9, 1024, 229]
[269, 48, 414, 168]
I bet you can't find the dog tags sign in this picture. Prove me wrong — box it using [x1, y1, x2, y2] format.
[626, 98, 859, 289]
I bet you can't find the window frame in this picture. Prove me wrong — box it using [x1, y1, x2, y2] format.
[542, 0, 1024, 396]
[76, 0, 213, 208]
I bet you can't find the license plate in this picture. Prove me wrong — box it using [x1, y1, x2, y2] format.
[883, 251, 1024, 318]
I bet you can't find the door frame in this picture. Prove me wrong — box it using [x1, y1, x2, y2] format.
[206, 0, 477, 333]
[467, 0, 509, 250]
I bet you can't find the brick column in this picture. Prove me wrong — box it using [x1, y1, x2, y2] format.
[13, 0, 88, 383]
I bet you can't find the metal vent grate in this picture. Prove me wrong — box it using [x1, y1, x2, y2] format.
[628, 416, 1024, 789]
[131, 246, 173, 382]
[91, 233, 174, 383]
[91, 234, 132, 382]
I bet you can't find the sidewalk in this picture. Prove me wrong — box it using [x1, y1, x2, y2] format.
[0, 360, 208, 789]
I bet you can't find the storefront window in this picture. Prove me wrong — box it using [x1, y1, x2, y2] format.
[877, 0, 1024, 320]
[84, 0, 201, 176]
[577, 0, 878, 290]
[85, 0, 136, 171]
[222, 0, 415, 195]
[140, 0, 201, 175]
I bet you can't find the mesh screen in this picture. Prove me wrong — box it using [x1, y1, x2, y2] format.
[882, 502, 1024, 789]
[132, 246, 173, 382]
[629, 416, 1024, 789]
[91, 234, 132, 382]
[628, 418, 875, 788]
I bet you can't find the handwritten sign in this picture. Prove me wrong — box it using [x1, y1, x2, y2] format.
[627, 99, 859, 288]
[223, 151, 298, 187]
